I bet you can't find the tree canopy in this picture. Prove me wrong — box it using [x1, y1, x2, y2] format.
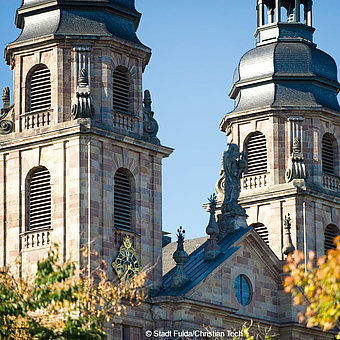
[284, 236, 340, 339]
[0, 245, 147, 339]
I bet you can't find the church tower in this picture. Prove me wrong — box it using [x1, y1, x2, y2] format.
[220, 0, 340, 259]
[0, 0, 172, 292]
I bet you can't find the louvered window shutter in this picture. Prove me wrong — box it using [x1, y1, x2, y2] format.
[28, 167, 51, 230]
[28, 65, 51, 112]
[114, 169, 131, 229]
[113, 67, 130, 114]
[324, 225, 339, 252]
[252, 223, 269, 245]
[322, 135, 335, 175]
[246, 132, 267, 174]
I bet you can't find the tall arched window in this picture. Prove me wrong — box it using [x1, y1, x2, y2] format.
[27, 167, 51, 230]
[324, 224, 339, 253]
[27, 65, 51, 112]
[322, 134, 337, 175]
[250, 223, 269, 245]
[113, 67, 131, 114]
[245, 132, 267, 174]
[114, 169, 131, 229]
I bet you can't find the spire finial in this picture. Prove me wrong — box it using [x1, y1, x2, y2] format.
[2, 87, 10, 109]
[204, 194, 221, 261]
[282, 213, 296, 256]
[171, 227, 189, 289]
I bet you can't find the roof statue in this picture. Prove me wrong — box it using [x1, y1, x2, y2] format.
[214, 144, 248, 237]
[221, 144, 247, 216]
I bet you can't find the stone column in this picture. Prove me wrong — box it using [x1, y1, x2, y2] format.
[306, 0, 313, 26]
[258, 0, 265, 26]
[275, 0, 281, 22]
[295, 0, 300, 22]
[268, 8, 274, 24]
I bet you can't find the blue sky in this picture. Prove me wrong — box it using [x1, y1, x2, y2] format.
[0, 1, 339, 241]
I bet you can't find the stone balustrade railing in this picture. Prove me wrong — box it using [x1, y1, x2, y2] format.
[242, 173, 268, 190]
[113, 110, 135, 132]
[21, 109, 52, 130]
[322, 173, 340, 192]
[21, 228, 52, 249]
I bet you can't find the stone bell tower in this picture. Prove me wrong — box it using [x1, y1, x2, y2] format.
[219, 0, 340, 259]
[0, 0, 172, 291]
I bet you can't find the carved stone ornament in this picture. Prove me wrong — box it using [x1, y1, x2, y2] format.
[282, 213, 296, 256]
[171, 226, 189, 289]
[151, 305, 166, 321]
[111, 236, 142, 281]
[285, 138, 308, 183]
[0, 87, 14, 135]
[142, 90, 160, 145]
[71, 69, 95, 119]
[204, 194, 221, 261]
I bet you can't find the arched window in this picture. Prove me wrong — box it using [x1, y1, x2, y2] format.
[27, 65, 51, 112]
[113, 67, 131, 114]
[322, 134, 337, 175]
[250, 223, 269, 245]
[245, 132, 267, 174]
[114, 169, 131, 229]
[324, 225, 339, 253]
[27, 167, 51, 230]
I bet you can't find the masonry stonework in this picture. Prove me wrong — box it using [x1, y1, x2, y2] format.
[0, 1, 339, 340]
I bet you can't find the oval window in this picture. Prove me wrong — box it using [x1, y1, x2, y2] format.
[235, 275, 252, 305]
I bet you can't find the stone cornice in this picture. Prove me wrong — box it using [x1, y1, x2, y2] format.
[0, 121, 173, 158]
[239, 183, 340, 205]
[220, 106, 340, 132]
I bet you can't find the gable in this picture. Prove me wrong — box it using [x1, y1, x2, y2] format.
[184, 230, 283, 323]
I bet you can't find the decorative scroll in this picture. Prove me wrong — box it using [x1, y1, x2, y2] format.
[0, 87, 14, 135]
[285, 138, 307, 182]
[142, 90, 160, 145]
[71, 69, 95, 119]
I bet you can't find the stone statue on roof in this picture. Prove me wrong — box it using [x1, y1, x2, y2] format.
[221, 143, 247, 216]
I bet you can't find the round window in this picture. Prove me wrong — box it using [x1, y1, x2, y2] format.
[234, 275, 252, 305]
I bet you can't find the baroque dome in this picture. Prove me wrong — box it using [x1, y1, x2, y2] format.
[230, 39, 340, 113]
[13, 0, 142, 46]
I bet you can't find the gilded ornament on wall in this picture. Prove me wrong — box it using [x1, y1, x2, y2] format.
[112, 236, 141, 280]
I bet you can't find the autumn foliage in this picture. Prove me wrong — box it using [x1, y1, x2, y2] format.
[0, 244, 147, 339]
[284, 236, 340, 338]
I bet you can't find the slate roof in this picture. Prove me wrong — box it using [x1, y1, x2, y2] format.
[159, 227, 250, 297]
[13, 0, 144, 46]
[230, 41, 340, 113]
[162, 236, 208, 275]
